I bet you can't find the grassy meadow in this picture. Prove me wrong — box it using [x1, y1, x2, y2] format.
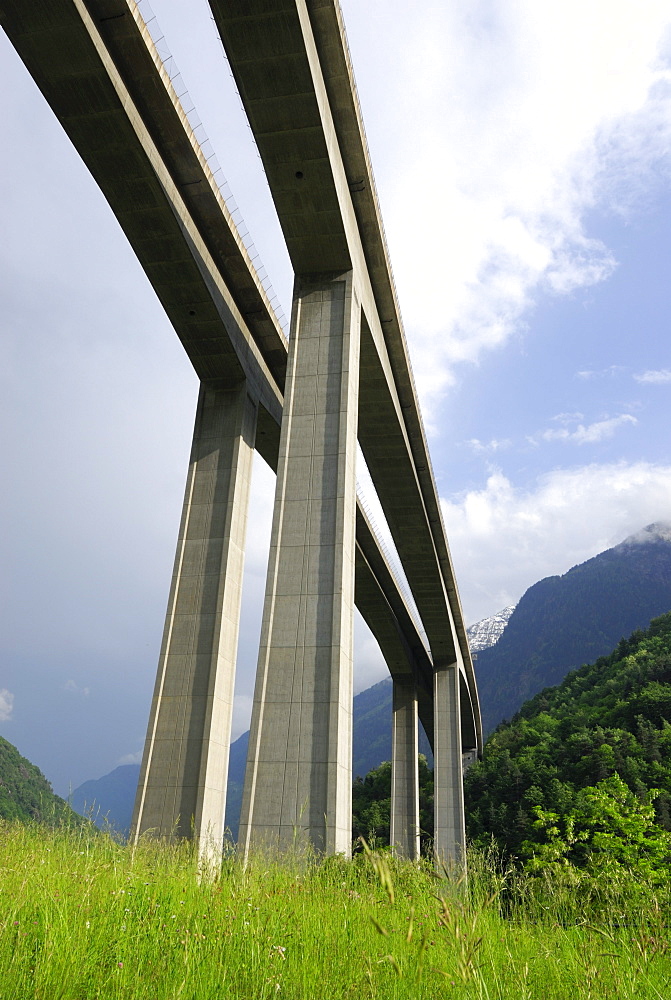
[1, 821, 670, 999]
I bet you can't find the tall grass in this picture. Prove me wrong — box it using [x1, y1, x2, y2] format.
[0, 820, 669, 998]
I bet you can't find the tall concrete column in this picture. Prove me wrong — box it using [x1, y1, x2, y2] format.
[132, 381, 257, 858]
[239, 271, 360, 858]
[433, 659, 466, 870]
[390, 678, 420, 859]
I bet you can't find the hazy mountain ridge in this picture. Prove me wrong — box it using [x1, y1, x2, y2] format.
[71, 763, 140, 834]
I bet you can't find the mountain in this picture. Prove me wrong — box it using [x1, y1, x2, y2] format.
[71, 607, 509, 838]
[0, 735, 82, 826]
[464, 610, 671, 862]
[475, 522, 671, 733]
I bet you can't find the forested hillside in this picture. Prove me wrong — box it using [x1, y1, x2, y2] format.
[465, 611, 671, 866]
[353, 612, 671, 879]
[0, 736, 80, 825]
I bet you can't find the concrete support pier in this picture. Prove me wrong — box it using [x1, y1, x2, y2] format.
[433, 659, 467, 870]
[132, 382, 257, 857]
[239, 272, 361, 858]
[390, 679, 420, 859]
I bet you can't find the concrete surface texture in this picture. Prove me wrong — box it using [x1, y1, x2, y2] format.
[433, 662, 467, 868]
[240, 273, 360, 856]
[131, 383, 257, 854]
[390, 680, 421, 860]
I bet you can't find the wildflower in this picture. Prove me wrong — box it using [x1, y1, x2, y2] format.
[118, 962, 123, 968]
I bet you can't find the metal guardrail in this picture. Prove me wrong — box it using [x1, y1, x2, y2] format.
[355, 460, 429, 653]
[130, 0, 289, 335]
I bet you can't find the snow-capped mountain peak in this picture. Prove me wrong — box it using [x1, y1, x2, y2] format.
[467, 605, 516, 653]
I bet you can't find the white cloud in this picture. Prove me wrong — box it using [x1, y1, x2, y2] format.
[64, 680, 91, 698]
[532, 413, 637, 445]
[0, 689, 14, 722]
[346, 1, 671, 417]
[577, 366, 626, 380]
[551, 412, 585, 425]
[467, 438, 512, 455]
[117, 750, 142, 765]
[634, 368, 671, 383]
[442, 461, 671, 624]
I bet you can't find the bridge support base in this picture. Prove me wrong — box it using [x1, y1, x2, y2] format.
[433, 661, 467, 872]
[390, 678, 420, 859]
[131, 382, 257, 859]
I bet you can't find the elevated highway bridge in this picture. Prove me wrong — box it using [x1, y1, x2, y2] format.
[2, 0, 481, 862]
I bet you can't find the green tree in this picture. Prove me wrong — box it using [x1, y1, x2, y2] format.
[523, 774, 671, 885]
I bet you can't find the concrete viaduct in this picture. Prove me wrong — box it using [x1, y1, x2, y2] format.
[2, 0, 481, 863]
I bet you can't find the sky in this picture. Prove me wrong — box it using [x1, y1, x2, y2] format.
[2, 0, 671, 795]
